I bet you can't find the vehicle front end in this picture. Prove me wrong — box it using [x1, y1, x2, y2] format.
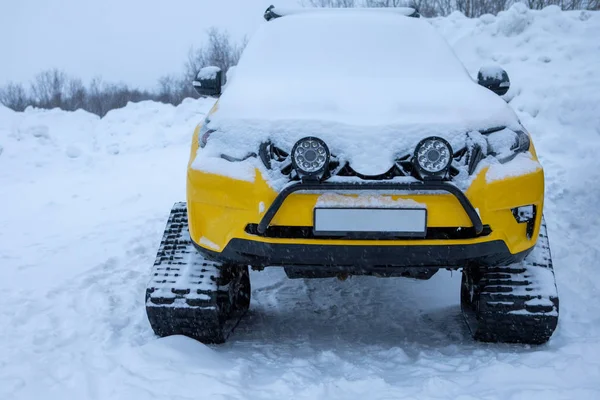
[187, 123, 544, 276]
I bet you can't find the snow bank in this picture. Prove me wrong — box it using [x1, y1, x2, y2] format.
[0, 98, 215, 179]
[431, 5, 600, 134]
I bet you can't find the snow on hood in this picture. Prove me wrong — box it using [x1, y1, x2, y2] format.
[205, 12, 519, 176]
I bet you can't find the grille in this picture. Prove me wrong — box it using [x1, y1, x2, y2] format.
[246, 224, 492, 240]
[259, 140, 483, 182]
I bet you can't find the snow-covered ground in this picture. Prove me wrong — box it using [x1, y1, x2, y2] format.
[1, 6, 600, 399]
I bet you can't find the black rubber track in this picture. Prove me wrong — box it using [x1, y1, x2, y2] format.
[461, 217, 559, 345]
[145, 202, 251, 344]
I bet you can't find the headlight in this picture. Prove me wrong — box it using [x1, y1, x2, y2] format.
[413, 136, 453, 180]
[291, 137, 330, 180]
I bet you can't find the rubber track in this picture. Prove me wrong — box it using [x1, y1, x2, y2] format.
[146, 202, 233, 344]
[463, 218, 559, 344]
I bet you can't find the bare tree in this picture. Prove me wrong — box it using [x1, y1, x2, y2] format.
[368, 0, 446, 16]
[30, 69, 69, 109]
[85, 77, 107, 116]
[525, 0, 596, 9]
[433, 0, 455, 16]
[313, 0, 444, 17]
[303, 0, 357, 6]
[302, 0, 598, 16]
[185, 28, 247, 83]
[157, 75, 195, 105]
[0, 82, 29, 111]
[365, 0, 405, 6]
[65, 78, 86, 111]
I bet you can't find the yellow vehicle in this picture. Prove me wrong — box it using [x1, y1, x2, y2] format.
[146, 6, 558, 345]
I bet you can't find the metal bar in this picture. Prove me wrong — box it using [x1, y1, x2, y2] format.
[257, 181, 483, 235]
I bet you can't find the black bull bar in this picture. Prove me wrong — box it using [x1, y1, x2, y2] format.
[257, 181, 484, 235]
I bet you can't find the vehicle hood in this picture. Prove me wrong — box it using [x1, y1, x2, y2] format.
[206, 82, 520, 176]
[202, 12, 521, 175]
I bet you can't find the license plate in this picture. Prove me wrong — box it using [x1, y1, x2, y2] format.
[313, 208, 427, 237]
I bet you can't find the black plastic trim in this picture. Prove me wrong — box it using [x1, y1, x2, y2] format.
[468, 144, 485, 175]
[245, 224, 492, 240]
[257, 181, 483, 236]
[511, 204, 537, 240]
[193, 238, 531, 268]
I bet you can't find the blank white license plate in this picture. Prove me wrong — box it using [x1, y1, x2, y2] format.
[313, 208, 427, 237]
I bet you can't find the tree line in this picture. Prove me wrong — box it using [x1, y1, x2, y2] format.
[0, 28, 245, 117]
[305, 0, 599, 17]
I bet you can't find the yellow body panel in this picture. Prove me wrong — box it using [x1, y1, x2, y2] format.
[186, 122, 544, 257]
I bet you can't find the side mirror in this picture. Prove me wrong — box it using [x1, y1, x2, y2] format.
[477, 66, 510, 96]
[193, 67, 223, 97]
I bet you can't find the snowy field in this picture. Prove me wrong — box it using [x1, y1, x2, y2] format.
[1, 6, 600, 399]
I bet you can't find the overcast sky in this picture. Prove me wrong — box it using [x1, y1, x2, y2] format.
[0, 0, 296, 90]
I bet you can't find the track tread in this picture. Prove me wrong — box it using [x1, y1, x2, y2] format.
[145, 202, 250, 344]
[462, 217, 559, 345]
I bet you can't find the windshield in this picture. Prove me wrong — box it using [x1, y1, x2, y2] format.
[232, 12, 471, 88]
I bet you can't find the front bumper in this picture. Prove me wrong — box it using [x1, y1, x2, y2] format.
[186, 163, 545, 268]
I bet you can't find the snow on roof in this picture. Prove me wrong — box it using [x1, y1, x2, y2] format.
[265, 6, 418, 20]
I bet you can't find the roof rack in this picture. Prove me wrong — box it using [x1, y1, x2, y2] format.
[264, 5, 420, 21]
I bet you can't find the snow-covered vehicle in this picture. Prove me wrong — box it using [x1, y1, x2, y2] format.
[146, 6, 558, 345]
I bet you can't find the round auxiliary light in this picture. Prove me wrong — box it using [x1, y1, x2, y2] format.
[413, 137, 453, 179]
[291, 137, 330, 179]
